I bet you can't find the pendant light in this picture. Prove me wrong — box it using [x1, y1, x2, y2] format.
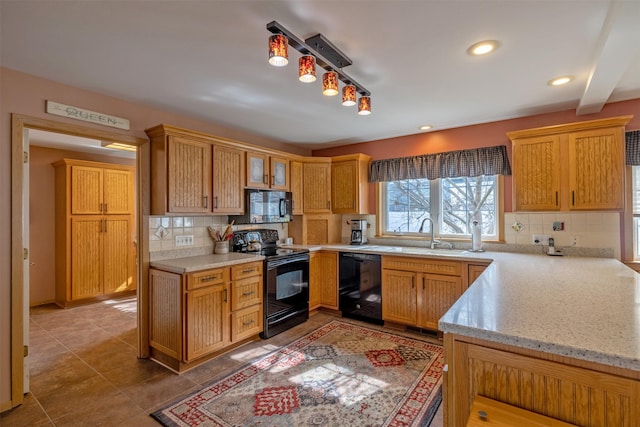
[298, 55, 316, 83]
[358, 96, 372, 115]
[342, 85, 356, 106]
[322, 71, 339, 96]
[268, 34, 288, 67]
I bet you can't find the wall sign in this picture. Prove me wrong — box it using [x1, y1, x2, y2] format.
[46, 100, 130, 130]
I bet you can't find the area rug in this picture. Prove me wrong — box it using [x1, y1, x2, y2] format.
[151, 320, 443, 427]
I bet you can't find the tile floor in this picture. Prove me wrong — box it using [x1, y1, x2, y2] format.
[1, 298, 444, 426]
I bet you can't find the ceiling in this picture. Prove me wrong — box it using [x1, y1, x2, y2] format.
[2, 1, 640, 150]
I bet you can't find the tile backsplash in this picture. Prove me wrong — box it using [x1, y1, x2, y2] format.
[504, 212, 621, 258]
[148, 216, 289, 261]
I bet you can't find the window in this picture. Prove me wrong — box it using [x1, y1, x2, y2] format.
[632, 166, 640, 260]
[381, 175, 499, 239]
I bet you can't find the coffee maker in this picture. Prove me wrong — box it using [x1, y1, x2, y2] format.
[350, 219, 368, 245]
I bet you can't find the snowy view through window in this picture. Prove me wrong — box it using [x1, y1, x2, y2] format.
[383, 176, 497, 237]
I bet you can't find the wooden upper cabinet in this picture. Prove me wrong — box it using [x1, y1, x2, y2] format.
[246, 151, 289, 191]
[331, 154, 371, 214]
[290, 160, 304, 214]
[213, 144, 244, 214]
[147, 125, 213, 215]
[512, 135, 561, 211]
[69, 163, 133, 215]
[569, 128, 625, 210]
[103, 168, 134, 214]
[508, 116, 631, 212]
[70, 165, 103, 214]
[167, 136, 212, 213]
[303, 160, 331, 213]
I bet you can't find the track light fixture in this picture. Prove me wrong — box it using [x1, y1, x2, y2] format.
[267, 20, 371, 114]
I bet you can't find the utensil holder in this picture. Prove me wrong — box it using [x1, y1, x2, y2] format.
[214, 241, 229, 254]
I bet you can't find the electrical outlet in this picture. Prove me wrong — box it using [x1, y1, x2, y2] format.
[531, 234, 551, 245]
[570, 235, 580, 246]
[175, 235, 194, 247]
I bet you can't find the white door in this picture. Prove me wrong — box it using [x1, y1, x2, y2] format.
[22, 129, 30, 393]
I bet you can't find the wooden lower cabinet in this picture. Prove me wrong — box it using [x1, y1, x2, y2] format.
[149, 261, 263, 372]
[444, 334, 640, 427]
[382, 256, 464, 331]
[309, 251, 338, 311]
[186, 283, 229, 361]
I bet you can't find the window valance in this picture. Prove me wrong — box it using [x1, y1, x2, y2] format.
[368, 145, 511, 183]
[626, 130, 640, 165]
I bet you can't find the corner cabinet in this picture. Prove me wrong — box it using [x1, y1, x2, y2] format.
[149, 260, 263, 372]
[331, 154, 371, 214]
[53, 159, 136, 307]
[508, 116, 631, 211]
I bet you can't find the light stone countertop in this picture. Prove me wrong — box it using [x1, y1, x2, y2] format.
[438, 252, 640, 372]
[150, 252, 265, 274]
[150, 244, 640, 372]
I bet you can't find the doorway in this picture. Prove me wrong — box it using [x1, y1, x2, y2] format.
[9, 114, 148, 408]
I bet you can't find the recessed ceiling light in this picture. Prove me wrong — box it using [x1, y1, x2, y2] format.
[467, 40, 500, 56]
[548, 75, 574, 86]
[419, 125, 432, 131]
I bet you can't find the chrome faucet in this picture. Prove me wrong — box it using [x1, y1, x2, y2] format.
[418, 217, 439, 249]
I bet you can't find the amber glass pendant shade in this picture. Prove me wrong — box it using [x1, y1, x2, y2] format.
[298, 55, 316, 83]
[322, 71, 339, 96]
[268, 34, 288, 67]
[342, 85, 356, 106]
[358, 96, 372, 115]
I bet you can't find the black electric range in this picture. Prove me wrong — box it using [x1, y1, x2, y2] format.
[231, 229, 309, 338]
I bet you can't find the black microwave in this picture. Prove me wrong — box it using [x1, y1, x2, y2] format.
[229, 189, 293, 224]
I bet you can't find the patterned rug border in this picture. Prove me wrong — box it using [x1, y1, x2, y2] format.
[151, 320, 443, 427]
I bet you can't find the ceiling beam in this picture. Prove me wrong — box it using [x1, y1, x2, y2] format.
[577, 0, 640, 115]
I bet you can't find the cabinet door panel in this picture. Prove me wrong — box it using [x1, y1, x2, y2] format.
[103, 217, 135, 294]
[382, 269, 417, 324]
[270, 156, 289, 190]
[303, 162, 331, 212]
[290, 161, 304, 214]
[513, 136, 561, 211]
[71, 166, 103, 214]
[70, 217, 103, 299]
[246, 152, 268, 189]
[419, 274, 463, 330]
[331, 161, 357, 213]
[168, 136, 212, 213]
[213, 145, 244, 213]
[186, 284, 229, 360]
[569, 129, 624, 210]
[103, 169, 133, 214]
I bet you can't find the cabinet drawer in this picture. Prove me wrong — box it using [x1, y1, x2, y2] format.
[231, 276, 262, 311]
[187, 267, 229, 290]
[231, 305, 263, 341]
[382, 256, 462, 276]
[467, 395, 576, 426]
[231, 261, 263, 280]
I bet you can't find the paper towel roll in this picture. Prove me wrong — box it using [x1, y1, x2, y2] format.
[471, 220, 482, 251]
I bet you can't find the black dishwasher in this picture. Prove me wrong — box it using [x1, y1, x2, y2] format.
[339, 252, 383, 325]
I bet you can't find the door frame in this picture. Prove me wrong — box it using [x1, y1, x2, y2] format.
[10, 114, 149, 408]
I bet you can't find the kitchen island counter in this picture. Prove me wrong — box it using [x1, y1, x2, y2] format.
[439, 252, 640, 372]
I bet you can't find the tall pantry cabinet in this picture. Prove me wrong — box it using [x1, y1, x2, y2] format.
[54, 159, 136, 307]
